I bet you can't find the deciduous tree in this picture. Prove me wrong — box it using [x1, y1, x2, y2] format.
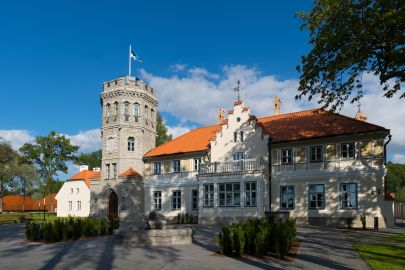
[156, 112, 173, 146]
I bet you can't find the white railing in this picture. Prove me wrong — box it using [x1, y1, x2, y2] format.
[198, 158, 264, 176]
[146, 171, 198, 181]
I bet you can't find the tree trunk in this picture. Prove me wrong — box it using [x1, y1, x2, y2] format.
[49, 189, 53, 212]
[0, 178, 3, 213]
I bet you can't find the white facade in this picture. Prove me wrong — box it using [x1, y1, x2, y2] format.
[55, 180, 90, 217]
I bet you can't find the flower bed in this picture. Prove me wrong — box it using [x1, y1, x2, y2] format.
[25, 216, 120, 242]
[214, 218, 296, 258]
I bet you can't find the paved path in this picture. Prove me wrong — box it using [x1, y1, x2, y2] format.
[0, 224, 369, 270]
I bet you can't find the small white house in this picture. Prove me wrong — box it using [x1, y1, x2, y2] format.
[56, 166, 100, 217]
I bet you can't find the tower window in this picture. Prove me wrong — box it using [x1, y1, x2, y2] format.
[124, 101, 130, 115]
[112, 163, 117, 178]
[106, 104, 111, 117]
[128, 137, 135, 151]
[233, 132, 237, 142]
[144, 105, 149, 117]
[114, 102, 118, 116]
[151, 108, 155, 120]
[240, 131, 244, 142]
[106, 164, 110, 179]
[133, 103, 140, 117]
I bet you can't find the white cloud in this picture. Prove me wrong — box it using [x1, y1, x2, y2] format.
[64, 129, 101, 153]
[393, 154, 405, 164]
[0, 130, 34, 150]
[140, 65, 405, 162]
[168, 125, 191, 139]
[169, 63, 187, 72]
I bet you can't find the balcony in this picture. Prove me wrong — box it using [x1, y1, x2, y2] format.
[198, 158, 265, 177]
[146, 171, 198, 181]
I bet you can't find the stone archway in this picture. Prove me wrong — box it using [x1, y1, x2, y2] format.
[108, 190, 118, 220]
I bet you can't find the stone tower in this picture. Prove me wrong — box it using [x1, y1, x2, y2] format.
[100, 76, 157, 178]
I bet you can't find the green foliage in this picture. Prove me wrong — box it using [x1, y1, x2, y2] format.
[355, 244, 405, 270]
[19, 131, 79, 211]
[215, 218, 296, 259]
[346, 216, 355, 229]
[360, 212, 367, 229]
[0, 139, 19, 208]
[296, 0, 404, 110]
[156, 112, 173, 146]
[25, 217, 120, 242]
[176, 212, 195, 224]
[387, 162, 405, 202]
[74, 150, 102, 170]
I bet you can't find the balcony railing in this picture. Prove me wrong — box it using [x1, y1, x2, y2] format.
[198, 158, 265, 176]
[146, 171, 198, 181]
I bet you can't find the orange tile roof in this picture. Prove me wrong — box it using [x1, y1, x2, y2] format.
[234, 101, 243, 105]
[119, 167, 143, 178]
[144, 125, 222, 157]
[69, 170, 101, 187]
[144, 108, 388, 158]
[257, 109, 387, 143]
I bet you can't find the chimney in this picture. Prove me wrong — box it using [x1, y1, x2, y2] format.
[218, 108, 225, 124]
[79, 165, 89, 172]
[93, 167, 101, 172]
[274, 96, 281, 115]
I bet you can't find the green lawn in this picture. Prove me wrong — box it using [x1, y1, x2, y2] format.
[31, 213, 58, 221]
[0, 212, 57, 223]
[354, 244, 405, 270]
[379, 233, 405, 243]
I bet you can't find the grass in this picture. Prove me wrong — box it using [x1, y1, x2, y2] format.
[31, 213, 58, 221]
[0, 212, 57, 223]
[354, 244, 405, 270]
[379, 233, 405, 243]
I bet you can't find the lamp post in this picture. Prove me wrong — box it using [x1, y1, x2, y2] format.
[43, 196, 46, 221]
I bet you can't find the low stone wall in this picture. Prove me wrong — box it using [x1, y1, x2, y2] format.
[122, 226, 193, 247]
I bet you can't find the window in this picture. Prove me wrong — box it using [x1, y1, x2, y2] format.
[172, 190, 181, 210]
[153, 162, 161, 175]
[280, 186, 295, 210]
[281, 149, 293, 164]
[68, 201, 72, 211]
[114, 102, 118, 116]
[308, 185, 325, 209]
[240, 131, 244, 142]
[77, 201, 81, 211]
[233, 152, 244, 161]
[106, 164, 110, 179]
[233, 132, 238, 142]
[204, 184, 214, 207]
[218, 183, 240, 207]
[144, 105, 148, 116]
[340, 183, 357, 209]
[128, 137, 135, 151]
[133, 103, 140, 117]
[112, 163, 117, 178]
[193, 158, 201, 171]
[154, 191, 162, 210]
[124, 101, 130, 115]
[172, 160, 181, 172]
[70, 188, 73, 194]
[76, 188, 79, 194]
[310, 145, 323, 162]
[341, 142, 355, 159]
[106, 104, 110, 117]
[151, 108, 155, 119]
[192, 189, 198, 210]
[245, 182, 257, 207]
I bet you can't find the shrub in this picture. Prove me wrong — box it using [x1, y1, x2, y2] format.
[360, 212, 367, 230]
[346, 216, 355, 229]
[233, 224, 245, 256]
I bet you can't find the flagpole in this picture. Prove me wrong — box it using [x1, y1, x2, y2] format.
[128, 44, 131, 77]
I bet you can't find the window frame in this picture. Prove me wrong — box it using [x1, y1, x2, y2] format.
[308, 184, 325, 210]
[172, 160, 181, 172]
[77, 201, 81, 211]
[218, 182, 241, 207]
[124, 101, 130, 116]
[341, 142, 355, 159]
[193, 157, 202, 172]
[203, 183, 214, 207]
[153, 161, 162, 175]
[280, 185, 295, 210]
[240, 131, 244, 142]
[309, 145, 323, 163]
[233, 132, 238, 142]
[172, 190, 181, 210]
[281, 148, 293, 164]
[245, 181, 257, 207]
[112, 163, 117, 178]
[153, 191, 162, 211]
[106, 164, 110, 179]
[340, 183, 358, 209]
[127, 137, 135, 151]
[68, 201, 72, 211]
[191, 189, 198, 210]
[133, 103, 140, 117]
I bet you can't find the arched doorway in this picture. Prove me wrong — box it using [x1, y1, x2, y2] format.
[108, 190, 118, 220]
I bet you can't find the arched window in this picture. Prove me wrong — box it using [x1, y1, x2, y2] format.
[106, 103, 110, 117]
[127, 137, 135, 151]
[151, 108, 155, 120]
[124, 101, 130, 115]
[133, 103, 140, 117]
[114, 102, 118, 116]
[144, 105, 149, 116]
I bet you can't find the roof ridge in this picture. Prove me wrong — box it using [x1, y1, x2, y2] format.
[258, 108, 323, 121]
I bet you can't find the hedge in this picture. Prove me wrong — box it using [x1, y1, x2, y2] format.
[25, 216, 120, 242]
[214, 218, 296, 258]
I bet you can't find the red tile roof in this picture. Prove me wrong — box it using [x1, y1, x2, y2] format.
[234, 101, 243, 106]
[144, 125, 222, 157]
[69, 170, 101, 187]
[257, 109, 387, 143]
[144, 108, 388, 158]
[119, 167, 143, 178]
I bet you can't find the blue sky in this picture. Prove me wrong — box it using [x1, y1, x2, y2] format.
[1, 0, 404, 175]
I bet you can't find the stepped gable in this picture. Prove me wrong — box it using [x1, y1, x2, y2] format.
[69, 170, 101, 187]
[119, 167, 143, 178]
[144, 125, 222, 157]
[257, 108, 388, 143]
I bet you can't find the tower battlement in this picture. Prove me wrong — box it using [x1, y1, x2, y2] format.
[102, 76, 155, 96]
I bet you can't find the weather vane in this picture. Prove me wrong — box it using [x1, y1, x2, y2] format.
[233, 80, 241, 102]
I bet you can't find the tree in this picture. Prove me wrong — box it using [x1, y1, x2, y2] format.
[0, 138, 18, 212]
[74, 150, 102, 170]
[12, 164, 37, 211]
[387, 161, 405, 202]
[19, 131, 79, 211]
[156, 112, 173, 146]
[296, 0, 404, 110]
